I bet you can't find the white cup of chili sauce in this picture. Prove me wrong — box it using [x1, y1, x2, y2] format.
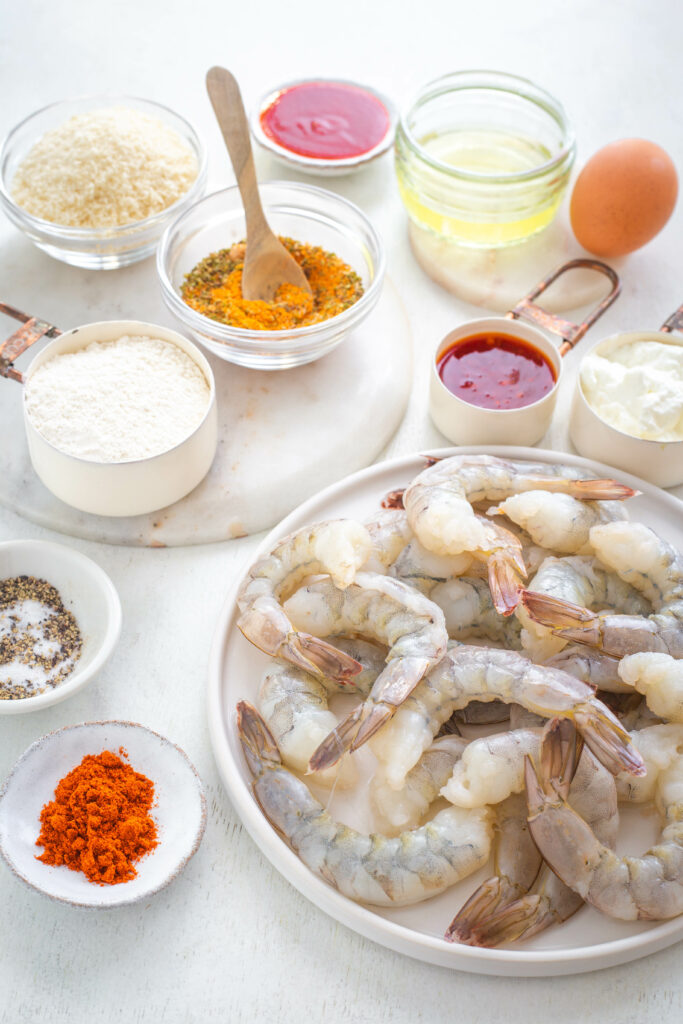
[429, 259, 621, 447]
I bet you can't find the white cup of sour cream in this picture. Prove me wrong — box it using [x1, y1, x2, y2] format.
[570, 321, 683, 488]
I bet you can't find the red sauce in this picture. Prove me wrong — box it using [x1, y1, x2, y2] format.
[437, 332, 557, 410]
[260, 81, 390, 160]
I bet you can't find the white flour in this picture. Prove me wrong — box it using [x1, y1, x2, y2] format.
[25, 335, 211, 462]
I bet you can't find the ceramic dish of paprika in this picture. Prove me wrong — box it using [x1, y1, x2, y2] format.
[0, 721, 206, 908]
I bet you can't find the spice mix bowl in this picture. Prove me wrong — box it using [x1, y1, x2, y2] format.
[0, 309, 218, 516]
[0, 721, 206, 907]
[157, 181, 385, 369]
[0, 95, 207, 269]
[0, 539, 121, 713]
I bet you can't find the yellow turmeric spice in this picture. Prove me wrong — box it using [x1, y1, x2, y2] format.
[181, 238, 364, 330]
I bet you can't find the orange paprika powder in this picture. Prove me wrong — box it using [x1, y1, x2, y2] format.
[35, 749, 158, 885]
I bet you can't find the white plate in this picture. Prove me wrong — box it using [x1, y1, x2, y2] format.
[0, 720, 206, 907]
[207, 445, 683, 976]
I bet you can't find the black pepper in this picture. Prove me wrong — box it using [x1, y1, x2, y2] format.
[0, 576, 82, 700]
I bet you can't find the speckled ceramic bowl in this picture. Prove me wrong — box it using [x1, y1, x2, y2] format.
[0, 721, 206, 907]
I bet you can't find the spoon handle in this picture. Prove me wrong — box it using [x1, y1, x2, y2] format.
[206, 66, 270, 245]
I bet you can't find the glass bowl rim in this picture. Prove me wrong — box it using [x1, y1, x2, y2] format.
[398, 69, 576, 184]
[0, 93, 208, 240]
[156, 180, 386, 346]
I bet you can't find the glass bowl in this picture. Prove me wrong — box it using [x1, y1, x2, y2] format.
[0, 95, 207, 270]
[395, 70, 575, 249]
[157, 181, 385, 369]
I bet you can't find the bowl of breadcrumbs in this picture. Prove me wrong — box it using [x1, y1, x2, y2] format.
[0, 95, 207, 269]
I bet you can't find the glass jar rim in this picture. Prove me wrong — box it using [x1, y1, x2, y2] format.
[398, 70, 576, 184]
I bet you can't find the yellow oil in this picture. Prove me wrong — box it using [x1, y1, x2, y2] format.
[396, 128, 567, 247]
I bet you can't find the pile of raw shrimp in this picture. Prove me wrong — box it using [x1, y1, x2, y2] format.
[236, 454, 683, 947]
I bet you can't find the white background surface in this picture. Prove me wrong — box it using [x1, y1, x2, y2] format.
[1, 0, 682, 1021]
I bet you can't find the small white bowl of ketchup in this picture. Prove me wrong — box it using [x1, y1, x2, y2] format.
[251, 78, 397, 176]
[429, 259, 621, 446]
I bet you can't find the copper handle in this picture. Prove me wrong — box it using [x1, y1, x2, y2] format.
[505, 259, 621, 357]
[0, 301, 61, 384]
[660, 303, 683, 334]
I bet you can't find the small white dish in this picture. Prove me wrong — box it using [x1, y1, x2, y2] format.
[0, 539, 121, 714]
[570, 323, 683, 488]
[251, 78, 396, 177]
[0, 720, 206, 907]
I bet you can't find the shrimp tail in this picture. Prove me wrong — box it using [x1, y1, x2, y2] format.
[350, 657, 433, 751]
[307, 705, 365, 772]
[237, 700, 281, 777]
[292, 634, 364, 683]
[238, 614, 364, 683]
[451, 892, 551, 947]
[573, 703, 646, 777]
[521, 590, 596, 630]
[540, 717, 583, 801]
[309, 657, 433, 770]
[445, 876, 532, 944]
[488, 552, 526, 616]
[564, 479, 640, 501]
[381, 488, 406, 510]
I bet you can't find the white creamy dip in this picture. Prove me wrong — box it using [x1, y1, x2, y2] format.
[580, 339, 683, 441]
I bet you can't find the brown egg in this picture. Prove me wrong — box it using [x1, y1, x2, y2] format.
[570, 139, 678, 257]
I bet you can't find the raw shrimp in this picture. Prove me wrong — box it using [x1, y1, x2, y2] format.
[441, 729, 539, 808]
[614, 723, 683, 804]
[445, 794, 542, 945]
[430, 577, 522, 647]
[238, 702, 492, 907]
[258, 638, 386, 786]
[237, 520, 371, 681]
[544, 645, 628, 694]
[518, 554, 650, 661]
[448, 720, 619, 946]
[389, 538, 472, 594]
[403, 454, 635, 558]
[372, 734, 468, 832]
[368, 645, 644, 793]
[523, 522, 683, 659]
[360, 509, 414, 573]
[283, 572, 448, 772]
[381, 492, 526, 615]
[489, 491, 629, 555]
[526, 720, 683, 920]
[617, 652, 683, 722]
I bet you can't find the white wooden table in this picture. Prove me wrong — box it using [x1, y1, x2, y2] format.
[2, 1, 683, 1020]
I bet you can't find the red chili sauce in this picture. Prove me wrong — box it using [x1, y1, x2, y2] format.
[437, 332, 557, 411]
[259, 81, 390, 160]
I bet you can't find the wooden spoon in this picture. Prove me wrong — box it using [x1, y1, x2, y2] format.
[206, 66, 313, 303]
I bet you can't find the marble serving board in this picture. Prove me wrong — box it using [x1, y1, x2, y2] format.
[410, 200, 627, 314]
[0, 280, 411, 546]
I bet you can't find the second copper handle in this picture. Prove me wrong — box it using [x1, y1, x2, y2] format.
[506, 259, 621, 356]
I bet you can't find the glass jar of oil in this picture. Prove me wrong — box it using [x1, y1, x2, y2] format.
[395, 71, 575, 249]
